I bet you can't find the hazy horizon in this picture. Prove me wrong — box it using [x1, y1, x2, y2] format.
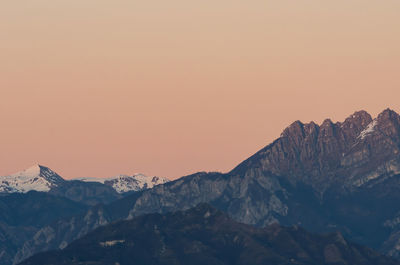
[2, 0, 400, 179]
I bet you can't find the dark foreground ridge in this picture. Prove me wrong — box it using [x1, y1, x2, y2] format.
[20, 204, 400, 265]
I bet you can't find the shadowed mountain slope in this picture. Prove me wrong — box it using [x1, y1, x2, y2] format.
[0, 192, 88, 265]
[19, 204, 400, 265]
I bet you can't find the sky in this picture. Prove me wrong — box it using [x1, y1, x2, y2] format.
[1, 0, 400, 179]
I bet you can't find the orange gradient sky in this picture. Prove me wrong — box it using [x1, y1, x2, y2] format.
[1, 0, 400, 179]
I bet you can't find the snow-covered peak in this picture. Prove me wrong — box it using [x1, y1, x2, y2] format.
[1, 165, 169, 194]
[358, 119, 377, 139]
[10, 164, 42, 178]
[0, 164, 65, 193]
[78, 173, 170, 193]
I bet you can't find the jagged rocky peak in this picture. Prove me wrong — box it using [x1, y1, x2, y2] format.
[278, 109, 397, 143]
[281, 120, 304, 137]
[334, 110, 372, 143]
[353, 109, 400, 141]
[319, 119, 335, 137]
[303, 121, 319, 134]
[280, 121, 321, 150]
[375, 108, 400, 135]
[233, 108, 400, 189]
[377, 108, 399, 121]
[282, 111, 373, 141]
[342, 110, 373, 129]
[321, 118, 334, 126]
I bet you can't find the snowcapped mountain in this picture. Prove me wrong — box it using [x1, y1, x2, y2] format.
[0, 164, 169, 195]
[77, 174, 170, 193]
[0, 164, 65, 193]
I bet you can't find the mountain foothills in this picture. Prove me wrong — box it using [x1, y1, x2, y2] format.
[4, 108, 400, 265]
[0, 192, 88, 265]
[20, 204, 400, 265]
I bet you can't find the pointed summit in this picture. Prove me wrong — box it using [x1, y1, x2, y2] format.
[377, 108, 400, 122]
[1, 164, 65, 193]
[11, 164, 42, 178]
[342, 110, 372, 129]
[281, 120, 304, 137]
[321, 118, 334, 127]
[374, 108, 400, 137]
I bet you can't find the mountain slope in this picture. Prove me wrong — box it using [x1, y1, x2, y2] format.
[0, 164, 65, 193]
[19, 204, 400, 265]
[0, 191, 87, 265]
[48, 180, 122, 206]
[14, 108, 400, 262]
[232, 109, 400, 192]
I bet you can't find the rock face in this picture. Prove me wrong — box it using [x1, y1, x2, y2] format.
[19, 204, 400, 265]
[12, 108, 400, 264]
[233, 109, 400, 191]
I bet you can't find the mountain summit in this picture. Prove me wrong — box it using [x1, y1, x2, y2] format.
[0, 164, 65, 193]
[232, 108, 400, 191]
[1, 165, 169, 195]
[77, 174, 170, 193]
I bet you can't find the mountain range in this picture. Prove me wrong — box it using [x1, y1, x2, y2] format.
[0, 165, 169, 264]
[4, 108, 400, 264]
[20, 204, 400, 265]
[77, 174, 169, 194]
[0, 164, 169, 205]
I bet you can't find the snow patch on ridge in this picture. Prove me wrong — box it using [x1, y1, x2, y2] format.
[78, 174, 170, 193]
[358, 120, 377, 139]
